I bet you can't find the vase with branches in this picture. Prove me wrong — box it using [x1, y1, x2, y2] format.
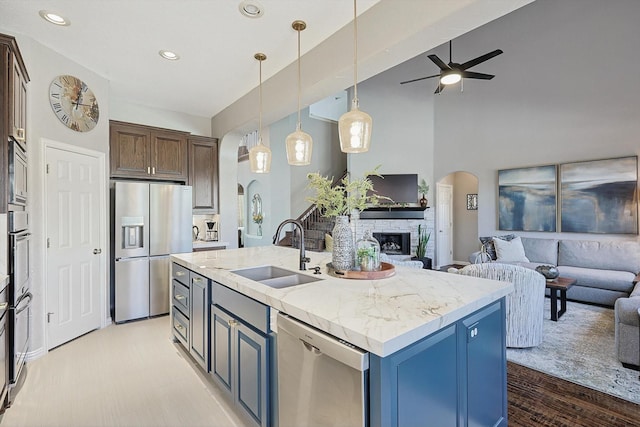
[418, 178, 429, 208]
[306, 166, 390, 271]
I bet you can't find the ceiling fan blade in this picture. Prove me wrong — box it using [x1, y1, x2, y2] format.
[427, 54, 450, 71]
[459, 49, 503, 70]
[400, 74, 440, 85]
[461, 71, 495, 80]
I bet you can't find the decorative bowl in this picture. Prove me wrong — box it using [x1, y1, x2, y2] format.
[535, 265, 559, 280]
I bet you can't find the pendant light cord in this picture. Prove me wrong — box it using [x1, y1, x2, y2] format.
[296, 28, 302, 128]
[259, 58, 263, 141]
[352, 0, 358, 102]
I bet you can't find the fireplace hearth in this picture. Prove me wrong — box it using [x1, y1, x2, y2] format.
[373, 232, 411, 255]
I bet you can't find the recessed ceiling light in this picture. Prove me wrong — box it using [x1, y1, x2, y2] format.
[238, 1, 264, 18]
[39, 10, 70, 26]
[159, 50, 180, 61]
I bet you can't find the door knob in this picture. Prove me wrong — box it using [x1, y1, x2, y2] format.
[93, 248, 102, 254]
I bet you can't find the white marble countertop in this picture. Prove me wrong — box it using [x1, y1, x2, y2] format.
[192, 240, 228, 249]
[171, 246, 513, 357]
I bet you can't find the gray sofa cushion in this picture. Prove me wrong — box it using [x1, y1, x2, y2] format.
[521, 238, 559, 265]
[558, 240, 640, 273]
[557, 266, 636, 293]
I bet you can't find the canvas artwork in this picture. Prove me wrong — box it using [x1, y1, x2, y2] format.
[560, 156, 638, 234]
[498, 165, 557, 231]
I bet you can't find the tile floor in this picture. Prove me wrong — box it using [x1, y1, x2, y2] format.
[0, 316, 247, 427]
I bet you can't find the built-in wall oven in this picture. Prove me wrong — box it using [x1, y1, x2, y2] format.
[8, 210, 31, 403]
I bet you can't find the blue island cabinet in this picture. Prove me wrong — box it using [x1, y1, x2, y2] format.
[210, 282, 271, 427]
[369, 298, 507, 427]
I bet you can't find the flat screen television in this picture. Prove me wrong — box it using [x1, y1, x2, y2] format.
[368, 174, 418, 205]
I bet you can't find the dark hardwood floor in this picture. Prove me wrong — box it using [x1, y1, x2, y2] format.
[507, 362, 640, 426]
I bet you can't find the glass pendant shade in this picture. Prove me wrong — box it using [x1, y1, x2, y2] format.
[249, 138, 271, 173]
[286, 125, 313, 165]
[339, 99, 372, 153]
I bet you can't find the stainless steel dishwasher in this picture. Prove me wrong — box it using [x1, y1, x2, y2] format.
[277, 313, 369, 427]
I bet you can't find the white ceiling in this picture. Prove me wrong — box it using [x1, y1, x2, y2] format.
[0, 0, 534, 123]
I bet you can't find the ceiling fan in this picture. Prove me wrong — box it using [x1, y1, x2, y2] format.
[400, 41, 503, 94]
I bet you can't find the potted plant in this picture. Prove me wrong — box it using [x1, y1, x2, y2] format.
[306, 166, 390, 271]
[418, 178, 429, 208]
[412, 224, 432, 269]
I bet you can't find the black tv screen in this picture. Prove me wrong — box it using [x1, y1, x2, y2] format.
[368, 174, 418, 205]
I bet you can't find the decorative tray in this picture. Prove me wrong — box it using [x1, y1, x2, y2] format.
[326, 262, 396, 280]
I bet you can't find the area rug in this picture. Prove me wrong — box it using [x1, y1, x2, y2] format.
[506, 300, 640, 404]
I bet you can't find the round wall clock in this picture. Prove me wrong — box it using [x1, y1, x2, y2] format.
[48, 75, 100, 132]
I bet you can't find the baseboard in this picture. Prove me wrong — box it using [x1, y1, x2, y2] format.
[621, 362, 640, 371]
[25, 346, 46, 362]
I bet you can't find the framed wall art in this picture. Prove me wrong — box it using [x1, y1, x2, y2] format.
[467, 194, 478, 210]
[498, 165, 557, 232]
[560, 156, 638, 234]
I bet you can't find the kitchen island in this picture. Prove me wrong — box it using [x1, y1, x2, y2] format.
[171, 246, 513, 427]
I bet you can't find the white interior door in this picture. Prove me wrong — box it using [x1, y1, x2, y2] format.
[45, 144, 104, 349]
[436, 183, 453, 268]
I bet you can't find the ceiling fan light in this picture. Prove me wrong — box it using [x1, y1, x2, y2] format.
[286, 127, 313, 165]
[440, 72, 461, 85]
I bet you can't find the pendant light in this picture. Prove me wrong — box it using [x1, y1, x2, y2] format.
[249, 53, 271, 173]
[338, 0, 372, 154]
[285, 20, 313, 166]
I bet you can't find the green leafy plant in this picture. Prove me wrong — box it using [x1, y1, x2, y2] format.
[418, 179, 430, 198]
[415, 224, 431, 259]
[306, 166, 391, 218]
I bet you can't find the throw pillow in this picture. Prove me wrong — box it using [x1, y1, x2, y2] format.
[479, 234, 517, 260]
[493, 236, 530, 262]
[324, 233, 333, 252]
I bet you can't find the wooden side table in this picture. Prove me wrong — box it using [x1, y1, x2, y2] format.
[545, 277, 577, 321]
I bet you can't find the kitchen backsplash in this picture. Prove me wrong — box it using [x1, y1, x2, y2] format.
[193, 214, 220, 241]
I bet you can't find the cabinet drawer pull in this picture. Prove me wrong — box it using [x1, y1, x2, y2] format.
[0, 302, 8, 311]
[175, 271, 186, 277]
[192, 277, 203, 283]
[175, 324, 185, 331]
[175, 294, 186, 301]
[228, 319, 238, 327]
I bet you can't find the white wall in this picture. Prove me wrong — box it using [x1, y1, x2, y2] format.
[10, 32, 111, 359]
[348, 54, 435, 200]
[110, 99, 211, 136]
[434, 0, 640, 245]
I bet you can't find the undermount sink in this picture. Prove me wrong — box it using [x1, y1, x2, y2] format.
[231, 265, 322, 289]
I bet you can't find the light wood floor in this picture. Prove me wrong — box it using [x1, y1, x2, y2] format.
[0, 316, 247, 427]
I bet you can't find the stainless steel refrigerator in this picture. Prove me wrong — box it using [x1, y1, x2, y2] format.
[112, 182, 192, 323]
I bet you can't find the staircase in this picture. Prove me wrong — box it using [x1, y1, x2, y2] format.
[276, 171, 347, 252]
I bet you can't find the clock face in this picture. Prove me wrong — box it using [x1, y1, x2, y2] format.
[49, 75, 100, 132]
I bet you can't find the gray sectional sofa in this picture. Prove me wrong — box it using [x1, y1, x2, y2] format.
[470, 236, 640, 368]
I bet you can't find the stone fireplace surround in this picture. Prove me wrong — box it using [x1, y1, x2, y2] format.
[352, 209, 435, 261]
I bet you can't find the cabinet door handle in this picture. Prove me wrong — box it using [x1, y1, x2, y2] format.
[175, 294, 186, 301]
[192, 277, 203, 283]
[16, 128, 25, 142]
[228, 319, 238, 327]
[0, 302, 8, 311]
[147, 166, 151, 174]
[152, 167, 156, 175]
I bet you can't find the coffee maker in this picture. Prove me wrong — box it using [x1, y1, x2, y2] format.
[205, 220, 218, 241]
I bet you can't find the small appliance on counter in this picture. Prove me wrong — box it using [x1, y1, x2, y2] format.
[204, 220, 218, 241]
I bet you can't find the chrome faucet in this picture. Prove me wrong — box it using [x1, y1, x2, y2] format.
[273, 219, 310, 271]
